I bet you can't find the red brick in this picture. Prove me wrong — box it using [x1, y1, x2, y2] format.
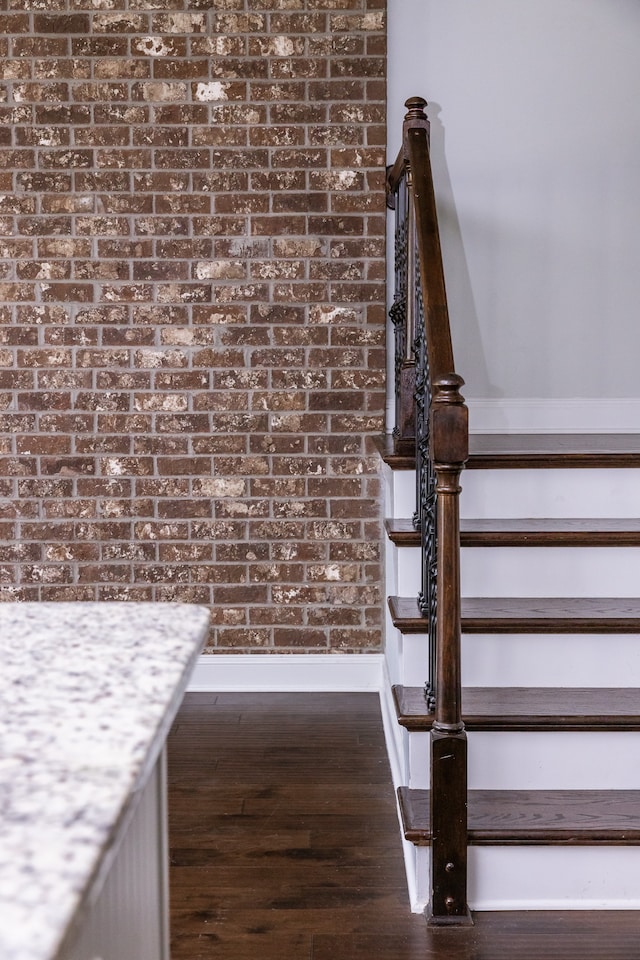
[1, 0, 386, 654]
[274, 628, 328, 648]
[93, 14, 149, 34]
[249, 606, 304, 626]
[34, 14, 90, 33]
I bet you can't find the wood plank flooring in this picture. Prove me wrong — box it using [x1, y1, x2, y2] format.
[168, 692, 640, 959]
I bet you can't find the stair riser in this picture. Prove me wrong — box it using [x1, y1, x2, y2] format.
[463, 633, 640, 687]
[403, 836, 640, 914]
[394, 632, 429, 688]
[462, 547, 640, 598]
[470, 731, 640, 790]
[407, 730, 640, 790]
[396, 546, 421, 598]
[397, 545, 640, 599]
[388, 466, 640, 521]
[468, 846, 640, 912]
[392, 630, 640, 689]
[389, 468, 416, 517]
[385, 609, 429, 687]
[461, 468, 640, 519]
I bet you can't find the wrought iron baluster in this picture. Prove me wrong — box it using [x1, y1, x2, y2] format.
[390, 163, 438, 711]
[389, 170, 417, 453]
[390, 173, 409, 443]
[414, 274, 437, 712]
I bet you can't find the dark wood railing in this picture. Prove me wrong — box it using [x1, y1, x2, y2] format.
[387, 97, 471, 925]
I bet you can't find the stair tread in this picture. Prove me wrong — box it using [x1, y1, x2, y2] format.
[386, 517, 640, 547]
[377, 432, 640, 470]
[394, 684, 640, 731]
[384, 518, 419, 544]
[389, 595, 640, 633]
[374, 434, 416, 469]
[468, 433, 640, 469]
[398, 786, 640, 845]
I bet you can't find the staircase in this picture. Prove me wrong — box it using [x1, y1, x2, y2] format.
[384, 97, 640, 920]
[381, 432, 640, 913]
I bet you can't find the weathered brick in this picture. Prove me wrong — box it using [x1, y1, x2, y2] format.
[33, 14, 90, 34]
[12, 38, 69, 57]
[274, 628, 328, 648]
[250, 80, 306, 102]
[249, 606, 304, 626]
[271, 584, 328, 605]
[33, 58, 91, 80]
[272, 329, 328, 351]
[1, 0, 386, 654]
[94, 14, 150, 34]
[214, 628, 271, 650]
[40, 150, 95, 170]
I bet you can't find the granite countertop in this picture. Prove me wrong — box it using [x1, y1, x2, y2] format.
[0, 602, 209, 960]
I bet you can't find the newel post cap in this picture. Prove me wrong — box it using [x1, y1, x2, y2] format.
[404, 96, 428, 118]
[432, 374, 468, 466]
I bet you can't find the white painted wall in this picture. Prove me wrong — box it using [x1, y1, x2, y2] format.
[388, 0, 640, 402]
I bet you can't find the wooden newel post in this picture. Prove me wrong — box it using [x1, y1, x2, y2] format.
[427, 374, 472, 925]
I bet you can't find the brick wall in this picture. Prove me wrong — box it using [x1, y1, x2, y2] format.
[0, 0, 386, 653]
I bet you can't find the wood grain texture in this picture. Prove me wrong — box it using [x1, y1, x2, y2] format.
[373, 433, 416, 470]
[168, 692, 415, 960]
[386, 517, 640, 547]
[376, 432, 640, 471]
[462, 597, 640, 633]
[467, 433, 640, 470]
[312, 912, 640, 960]
[398, 787, 640, 845]
[459, 518, 640, 546]
[394, 685, 640, 732]
[385, 518, 420, 545]
[169, 693, 640, 959]
[389, 595, 640, 634]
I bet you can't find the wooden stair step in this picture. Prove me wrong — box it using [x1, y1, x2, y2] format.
[377, 432, 640, 471]
[467, 434, 640, 470]
[389, 595, 640, 633]
[397, 787, 640, 845]
[384, 518, 419, 546]
[386, 517, 640, 547]
[393, 684, 640, 731]
[374, 434, 416, 470]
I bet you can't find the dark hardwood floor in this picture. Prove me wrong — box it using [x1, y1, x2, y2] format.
[168, 692, 640, 959]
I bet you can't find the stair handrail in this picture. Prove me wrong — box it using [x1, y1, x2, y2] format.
[387, 97, 471, 925]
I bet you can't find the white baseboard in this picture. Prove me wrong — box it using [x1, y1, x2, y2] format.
[379, 662, 426, 912]
[471, 899, 640, 911]
[188, 653, 385, 692]
[467, 398, 640, 434]
[379, 662, 405, 789]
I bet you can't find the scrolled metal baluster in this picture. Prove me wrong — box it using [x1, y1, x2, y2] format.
[414, 274, 438, 711]
[390, 297, 406, 436]
[390, 174, 411, 447]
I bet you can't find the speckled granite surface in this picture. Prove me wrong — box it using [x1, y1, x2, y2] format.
[0, 602, 209, 960]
